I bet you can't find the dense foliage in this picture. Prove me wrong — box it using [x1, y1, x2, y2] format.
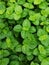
[0, 0, 49, 65]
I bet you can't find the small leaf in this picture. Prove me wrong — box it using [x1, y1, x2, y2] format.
[38, 45, 46, 56]
[15, 4, 22, 15]
[23, 2, 34, 9]
[27, 55, 34, 61]
[34, 0, 44, 5]
[0, 2, 5, 14]
[22, 19, 31, 31]
[39, 2, 48, 9]
[10, 60, 20, 65]
[29, 26, 36, 33]
[9, 0, 16, 2]
[17, 0, 25, 5]
[15, 44, 22, 52]
[14, 13, 21, 20]
[0, 58, 9, 65]
[13, 25, 22, 32]
[27, 0, 34, 3]
[41, 57, 49, 65]
[33, 48, 39, 56]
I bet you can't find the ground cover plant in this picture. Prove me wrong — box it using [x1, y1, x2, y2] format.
[0, 0, 49, 65]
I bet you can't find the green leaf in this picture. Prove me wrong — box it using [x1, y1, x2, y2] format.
[27, 0, 34, 3]
[0, 33, 6, 40]
[27, 55, 34, 61]
[41, 57, 49, 65]
[22, 44, 32, 55]
[38, 54, 45, 61]
[0, 20, 5, 29]
[17, 0, 25, 5]
[22, 34, 38, 50]
[1, 42, 7, 49]
[18, 54, 26, 61]
[0, 58, 9, 65]
[14, 13, 21, 20]
[0, 50, 10, 58]
[22, 8, 29, 18]
[37, 29, 47, 37]
[46, 46, 49, 56]
[34, 0, 44, 5]
[10, 55, 19, 60]
[6, 7, 14, 16]
[15, 4, 22, 15]
[15, 44, 22, 52]
[21, 31, 29, 39]
[33, 48, 39, 56]
[38, 45, 46, 56]
[30, 62, 39, 65]
[29, 26, 36, 33]
[39, 2, 48, 9]
[6, 37, 18, 49]
[10, 60, 20, 65]
[13, 25, 22, 32]
[23, 2, 34, 9]
[22, 19, 31, 31]
[27, 34, 38, 49]
[6, 37, 12, 48]
[33, 20, 39, 25]
[46, 25, 49, 33]
[9, 0, 16, 2]
[41, 7, 49, 17]
[0, 2, 5, 14]
[30, 62, 35, 65]
[40, 36, 49, 47]
[29, 10, 35, 16]
[29, 13, 41, 22]
[41, 10, 48, 17]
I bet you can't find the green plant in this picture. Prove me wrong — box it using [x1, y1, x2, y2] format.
[0, 0, 49, 65]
